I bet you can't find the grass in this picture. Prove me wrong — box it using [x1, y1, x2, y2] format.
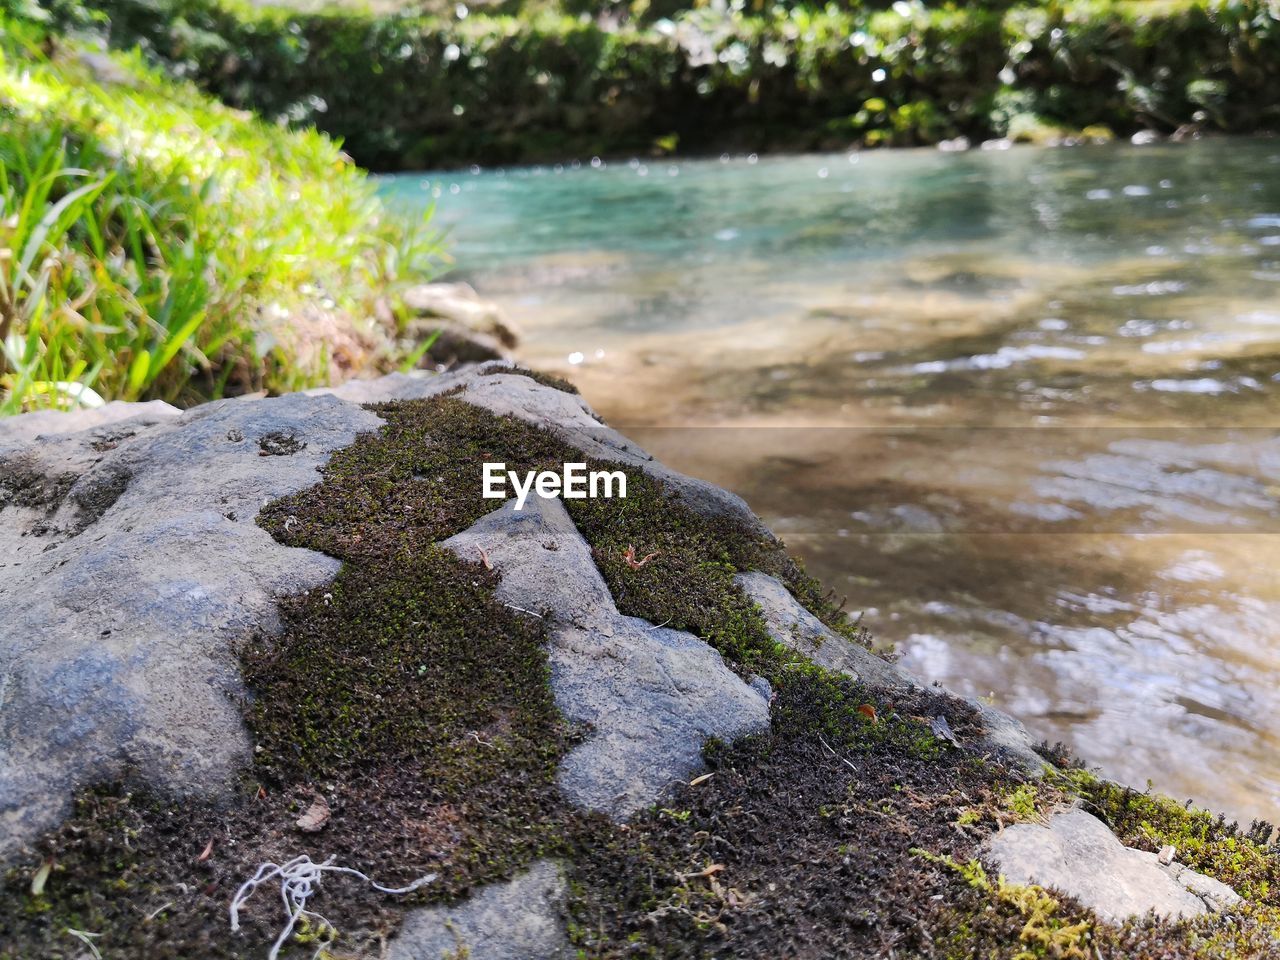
[0, 12, 443, 415]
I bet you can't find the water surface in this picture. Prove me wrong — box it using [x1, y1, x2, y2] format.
[382, 140, 1280, 826]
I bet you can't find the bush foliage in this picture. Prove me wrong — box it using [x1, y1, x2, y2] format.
[62, 0, 1280, 170]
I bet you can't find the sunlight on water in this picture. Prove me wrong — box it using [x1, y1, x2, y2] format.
[382, 139, 1280, 825]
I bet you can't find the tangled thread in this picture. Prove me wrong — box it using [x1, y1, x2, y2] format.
[229, 854, 437, 960]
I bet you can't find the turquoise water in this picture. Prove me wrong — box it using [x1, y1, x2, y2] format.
[382, 140, 1280, 825]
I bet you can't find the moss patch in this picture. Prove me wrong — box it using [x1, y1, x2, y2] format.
[563, 667, 1012, 957]
[567, 461, 873, 683]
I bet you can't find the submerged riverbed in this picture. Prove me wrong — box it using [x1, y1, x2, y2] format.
[382, 139, 1280, 826]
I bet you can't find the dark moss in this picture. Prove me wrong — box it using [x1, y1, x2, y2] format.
[563, 667, 1013, 958]
[0, 450, 78, 513]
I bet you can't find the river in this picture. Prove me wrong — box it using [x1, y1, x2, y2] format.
[380, 138, 1280, 827]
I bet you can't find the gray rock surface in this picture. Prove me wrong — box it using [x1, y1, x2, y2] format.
[0, 393, 383, 859]
[389, 860, 570, 960]
[443, 496, 770, 817]
[986, 807, 1241, 922]
[735, 571, 909, 690]
[0, 399, 180, 445]
[969, 701, 1047, 775]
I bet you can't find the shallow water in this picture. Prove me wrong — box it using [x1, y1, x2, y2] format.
[381, 139, 1280, 826]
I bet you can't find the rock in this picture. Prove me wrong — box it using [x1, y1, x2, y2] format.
[968, 700, 1046, 775]
[749, 674, 774, 702]
[0, 399, 179, 445]
[1168, 857, 1245, 914]
[0, 393, 383, 859]
[442, 496, 769, 817]
[389, 860, 570, 960]
[421, 321, 511, 364]
[2, 368, 1049, 865]
[0, 366, 1257, 958]
[0, 365, 1047, 860]
[735, 571, 908, 690]
[735, 570, 1044, 772]
[402, 281, 521, 348]
[985, 808, 1242, 922]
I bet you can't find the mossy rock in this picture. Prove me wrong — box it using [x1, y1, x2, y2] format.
[1, 367, 1277, 959]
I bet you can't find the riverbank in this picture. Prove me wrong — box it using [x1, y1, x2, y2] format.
[71, 0, 1280, 170]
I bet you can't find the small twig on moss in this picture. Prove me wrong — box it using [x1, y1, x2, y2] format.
[143, 901, 174, 922]
[229, 855, 436, 960]
[503, 603, 544, 619]
[818, 734, 858, 775]
[676, 863, 725, 882]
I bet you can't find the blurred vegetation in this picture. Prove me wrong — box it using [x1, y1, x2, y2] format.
[45, 0, 1280, 170]
[0, 5, 441, 415]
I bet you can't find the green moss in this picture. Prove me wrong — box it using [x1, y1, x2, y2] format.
[565, 461, 874, 683]
[1001, 782, 1047, 821]
[918, 852, 1094, 959]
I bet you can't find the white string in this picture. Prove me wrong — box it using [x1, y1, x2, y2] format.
[229, 854, 437, 960]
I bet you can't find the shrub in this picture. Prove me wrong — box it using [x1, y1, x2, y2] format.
[59, 0, 1280, 170]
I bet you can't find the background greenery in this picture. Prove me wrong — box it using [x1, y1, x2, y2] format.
[52, 0, 1280, 170]
[2, 0, 1276, 411]
[0, 5, 440, 414]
